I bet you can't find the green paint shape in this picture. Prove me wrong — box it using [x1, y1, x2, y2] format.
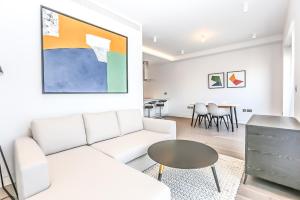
[211, 75, 222, 86]
[107, 52, 127, 92]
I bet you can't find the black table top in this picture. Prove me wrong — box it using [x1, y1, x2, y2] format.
[148, 140, 218, 169]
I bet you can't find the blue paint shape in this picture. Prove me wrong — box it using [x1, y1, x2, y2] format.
[43, 48, 107, 93]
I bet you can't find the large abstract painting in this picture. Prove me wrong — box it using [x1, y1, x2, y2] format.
[41, 6, 128, 93]
[227, 70, 246, 88]
[208, 72, 225, 89]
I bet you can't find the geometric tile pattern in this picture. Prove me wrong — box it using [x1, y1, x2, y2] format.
[144, 154, 244, 200]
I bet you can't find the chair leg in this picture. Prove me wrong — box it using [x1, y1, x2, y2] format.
[159, 107, 162, 118]
[194, 115, 199, 128]
[216, 117, 219, 132]
[208, 116, 213, 128]
[222, 116, 229, 130]
[213, 117, 217, 126]
[204, 115, 207, 129]
[199, 115, 203, 127]
[226, 115, 229, 124]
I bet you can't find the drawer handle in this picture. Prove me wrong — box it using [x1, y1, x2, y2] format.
[248, 148, 259, 152]
[247, 166, 263, 171]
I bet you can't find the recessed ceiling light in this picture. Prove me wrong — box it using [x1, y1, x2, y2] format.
[180, 50, 185, 55]
[200, 35, 206, 43]
[153, 36, 157, 43]
[252, 33, 257, 39]
[243, 2, 249, 13]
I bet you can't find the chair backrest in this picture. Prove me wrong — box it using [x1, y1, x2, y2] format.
[207, 103, 219, 116]
[195, 103, 208, 115]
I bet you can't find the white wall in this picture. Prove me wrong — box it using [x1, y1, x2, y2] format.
[0, 0, 143, 181]
[284, 0, 300, 121]
[145, 43, 283, 123]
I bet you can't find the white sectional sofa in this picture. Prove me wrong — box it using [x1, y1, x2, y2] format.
[14, 109, 176, 200]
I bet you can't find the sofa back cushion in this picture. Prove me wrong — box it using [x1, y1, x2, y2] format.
[31, 115, 87, 155]
[117, 109, 143, 135]
[83, 111, 121, 144]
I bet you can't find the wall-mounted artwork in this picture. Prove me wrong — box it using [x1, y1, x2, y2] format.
[208, 72, 225, 89]
[227, 70, 246, 88]
[41, 6, 128, 93]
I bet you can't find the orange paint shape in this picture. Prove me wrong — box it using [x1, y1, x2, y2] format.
[229, 74, 236, 82]
[229, 74, 243, 85]
[43, 14, 126, 54]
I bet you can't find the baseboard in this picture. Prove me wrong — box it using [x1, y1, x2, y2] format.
[167, 115, 247, 125]
[167, 114, 193, 119]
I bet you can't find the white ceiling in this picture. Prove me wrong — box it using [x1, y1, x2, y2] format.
[93, 0, 289, 58]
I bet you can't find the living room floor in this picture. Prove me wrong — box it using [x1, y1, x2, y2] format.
[169, 116, 300, 200]
[0, 186, 13, 200]
[1, 117, 300, 200]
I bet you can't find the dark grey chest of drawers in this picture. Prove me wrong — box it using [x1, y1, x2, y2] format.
[245, 115, 300, 190]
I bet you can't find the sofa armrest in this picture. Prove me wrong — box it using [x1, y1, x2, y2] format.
[142, 118, 176, 139]
[15, 137, 50, 200]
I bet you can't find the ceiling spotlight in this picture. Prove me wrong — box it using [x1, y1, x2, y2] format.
[252, 33, 257, 39]
[153, 36, 157, 43]
[200, 35, 206, 43]
[243, 2, 249, 13]
[180, 50, 185, 55]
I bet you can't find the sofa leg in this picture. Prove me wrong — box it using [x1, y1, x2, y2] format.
[158, 164, 164, 181]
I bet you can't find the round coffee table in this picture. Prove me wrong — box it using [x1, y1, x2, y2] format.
[148, 140, 221, 192]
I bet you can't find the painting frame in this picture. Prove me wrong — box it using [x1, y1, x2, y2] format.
[40, 5, 128, 94]
[227, 70, 246, 88]
[208, 72, 225, 89]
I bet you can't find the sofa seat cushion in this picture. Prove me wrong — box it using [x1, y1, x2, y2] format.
[27, 146, 170, 200]
[91, 130, 172, 164]
[83, 112, 120, 144]
[31, 115, 87, 155]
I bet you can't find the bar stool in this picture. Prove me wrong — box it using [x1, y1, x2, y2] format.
[156, 99, 167, 119]
[144, 104, 154, 118]
[144, 101, 156, 118]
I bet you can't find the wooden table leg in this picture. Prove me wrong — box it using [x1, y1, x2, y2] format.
[190, 105, 195, 126]
[234, 106, 238, 128]
[158, 164, 164, 181]
[229, 107, 234, 132]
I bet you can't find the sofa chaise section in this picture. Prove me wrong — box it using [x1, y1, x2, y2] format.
[15, 110, 175, 200]
[25, 145, 170, 200]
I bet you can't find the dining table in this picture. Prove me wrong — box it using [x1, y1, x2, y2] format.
[188, 103, 238, 132]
